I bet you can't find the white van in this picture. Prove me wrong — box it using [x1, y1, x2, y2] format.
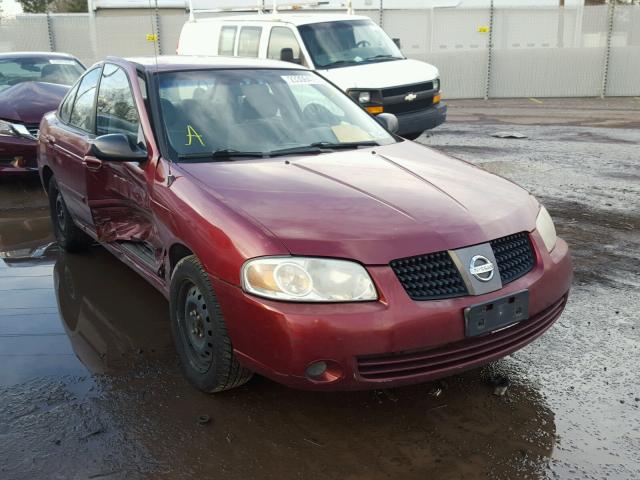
[177, 13, 446, 139]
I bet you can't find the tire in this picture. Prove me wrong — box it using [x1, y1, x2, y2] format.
[170, 255, 253, 393]
[48, 176, 92, 252]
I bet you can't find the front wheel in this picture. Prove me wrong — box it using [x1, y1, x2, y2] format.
[48, 177, 91, 252]
[170, 255, 253, 393]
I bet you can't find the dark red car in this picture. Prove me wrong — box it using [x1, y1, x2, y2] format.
[0, 52, 84, 176]
[37, 56, 572, 392]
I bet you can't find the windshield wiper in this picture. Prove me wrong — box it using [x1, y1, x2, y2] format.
[363, 55, 402, 62]
[177, 148, 265, 161]
[268, 141, 379, 157]
[320, 60, 355, 68]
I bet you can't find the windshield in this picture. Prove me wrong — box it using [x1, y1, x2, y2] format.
[298, 19, 403, 69]
[0, 57, 84, 93]
[157, 69, 396, 160]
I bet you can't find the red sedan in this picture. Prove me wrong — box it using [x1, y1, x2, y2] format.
[0, 52, 84, 176]
[37, 56, 572, 392]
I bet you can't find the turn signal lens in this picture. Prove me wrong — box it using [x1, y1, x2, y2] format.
[366, 105, 384, 115]
[242, 257, 378, 302]
[536, 205, 557, 252]
[433, 93, 441, 104]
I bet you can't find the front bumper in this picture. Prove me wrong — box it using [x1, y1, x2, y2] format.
[213, 230, 572, 391]
[396, 102, 447, 136]
[0, 137, 38, 176]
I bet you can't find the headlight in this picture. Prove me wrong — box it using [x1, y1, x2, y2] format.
[433, 78, 440, 91]
[348, 89, 375, 104]
[357, 91, 371, 104]
[0, 119, 18, 137]
[241, 257, 378, 302]
[536, 206, 557, 252]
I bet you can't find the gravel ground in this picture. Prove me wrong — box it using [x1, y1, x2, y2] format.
[0, 99, 638, 480]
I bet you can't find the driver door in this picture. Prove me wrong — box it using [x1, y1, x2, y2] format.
[85, 63, 160, 271]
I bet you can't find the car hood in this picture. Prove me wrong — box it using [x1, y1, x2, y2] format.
[317, 58, 439, 91]
[178, 141, 539, 265]
[0, 81, 68, 124]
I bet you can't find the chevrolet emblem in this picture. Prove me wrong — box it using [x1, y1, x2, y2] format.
[404, 92, 417, 102]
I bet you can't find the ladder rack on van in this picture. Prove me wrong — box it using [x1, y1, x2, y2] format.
[186, 1, 332, 21]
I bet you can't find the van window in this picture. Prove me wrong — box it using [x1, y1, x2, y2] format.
[267, 27, 302, 64]
[219, 26, 237, 56]
[237, 27, 261, 57]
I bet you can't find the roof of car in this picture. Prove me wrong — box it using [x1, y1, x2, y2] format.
[0, 52, 81, 60]
[191, 13, 371, 26]
[122, 55, 309, 72]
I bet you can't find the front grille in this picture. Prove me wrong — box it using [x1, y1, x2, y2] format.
[385, 97, 433, 115]
[357, 295, 567, 381]
[390, 251, 468, 301]
[491, 232, 535, 284]
[381, 81, 434, 98]
[390, 232, 536, 301]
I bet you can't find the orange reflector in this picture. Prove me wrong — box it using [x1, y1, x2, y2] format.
[365, 106, 384, 115]
[433, 93, 441, 104]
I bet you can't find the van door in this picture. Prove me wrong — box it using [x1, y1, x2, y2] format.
[266, 25, 308, 66]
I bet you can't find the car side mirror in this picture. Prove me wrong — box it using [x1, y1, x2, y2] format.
[376, 113, 399, 134]
[280, 48, 295, 63]
[392, 38, 402, 49]
[90, 134, 147, 162]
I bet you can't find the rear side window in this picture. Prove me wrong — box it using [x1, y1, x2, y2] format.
[69, 67, 101, 133]
[218, 26, 237, 56]
[96, 64, 140, 142]
[267, 27, 303, 64]
[237, 27, 261, 57]
[59, 82, 79, 123]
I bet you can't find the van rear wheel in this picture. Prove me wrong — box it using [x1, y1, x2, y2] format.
[48, 177, 91, 252]
[170, 255, 253, 393]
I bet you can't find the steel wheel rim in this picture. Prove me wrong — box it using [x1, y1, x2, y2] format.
[177, 280, 213, 374]
[55, 194, 66, 231]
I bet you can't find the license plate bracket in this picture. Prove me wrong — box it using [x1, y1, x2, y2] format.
[464, 290, 529, 337]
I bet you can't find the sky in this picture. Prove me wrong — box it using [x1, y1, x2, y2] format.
[1, 0, 23, 16]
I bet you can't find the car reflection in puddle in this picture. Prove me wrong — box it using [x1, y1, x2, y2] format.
[54, 248, 174, 375]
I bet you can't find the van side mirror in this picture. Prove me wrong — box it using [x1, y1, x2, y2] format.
[280, 48, 295, 63]
[392, 38, 402, 49]
[376, 113, 399, 134]
[90, 134, 147, 162]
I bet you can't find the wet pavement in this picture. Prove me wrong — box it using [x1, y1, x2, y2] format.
[1, 105, 639, 479]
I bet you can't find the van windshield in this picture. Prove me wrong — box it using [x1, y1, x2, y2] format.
[298, 19, 403, 69]
[157, 69, 396, 160]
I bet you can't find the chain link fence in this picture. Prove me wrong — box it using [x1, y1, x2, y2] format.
[1, 3, 638, 98]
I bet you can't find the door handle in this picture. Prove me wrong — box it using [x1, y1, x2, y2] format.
[83, 156, 103, 172]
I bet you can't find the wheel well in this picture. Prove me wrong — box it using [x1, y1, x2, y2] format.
[41, 166, 53, 193]
[169, 243, 194, 276]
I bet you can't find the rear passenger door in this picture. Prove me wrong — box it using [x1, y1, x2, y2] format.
[49, 66, 102, 228]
